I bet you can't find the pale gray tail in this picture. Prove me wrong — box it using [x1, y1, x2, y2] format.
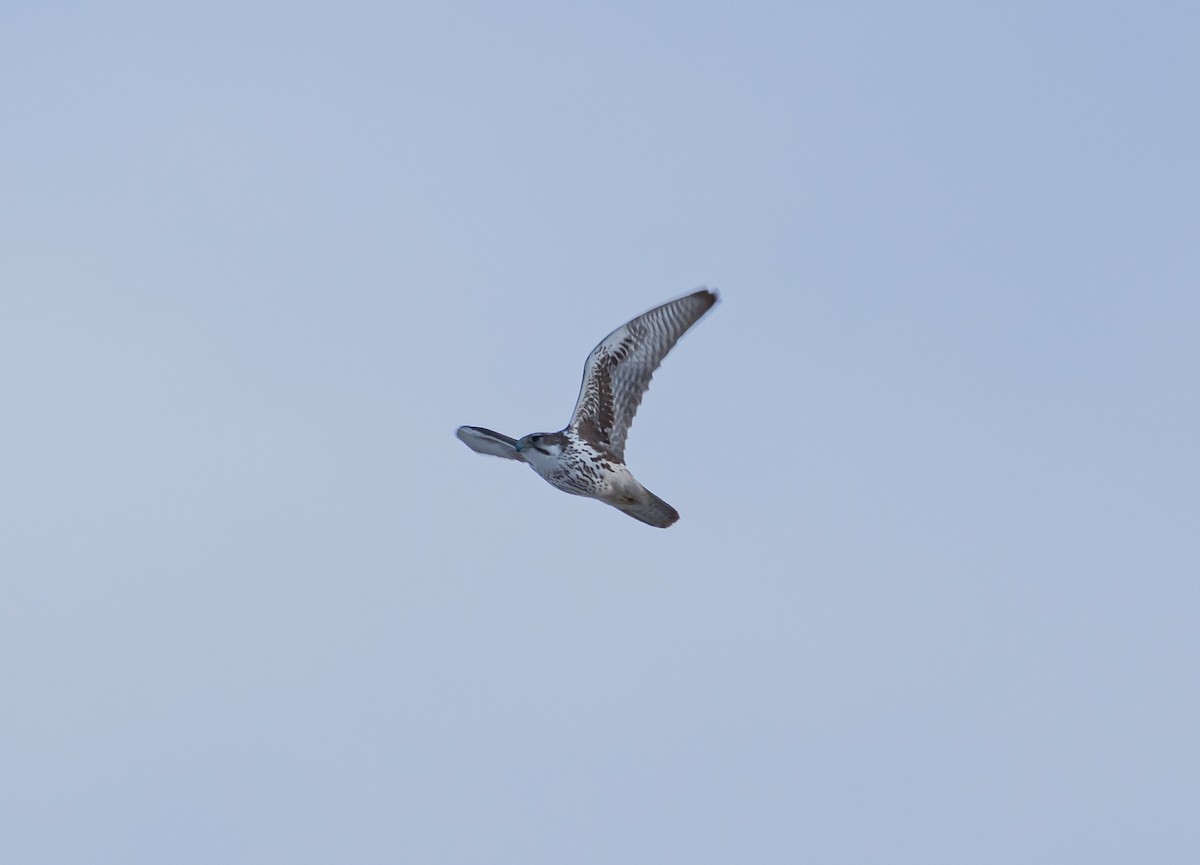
[617, 488, 680, 528]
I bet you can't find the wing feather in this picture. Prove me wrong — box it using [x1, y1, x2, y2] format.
[568, 288, 717, 461]
[455, 426, 527, 461]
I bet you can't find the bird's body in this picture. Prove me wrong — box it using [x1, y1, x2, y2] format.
[456, 288, 718, 528]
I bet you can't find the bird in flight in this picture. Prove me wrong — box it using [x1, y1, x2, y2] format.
[456, 288, 719, 528]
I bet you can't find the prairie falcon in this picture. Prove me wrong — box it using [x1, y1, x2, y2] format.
[456, 288, 718, 528]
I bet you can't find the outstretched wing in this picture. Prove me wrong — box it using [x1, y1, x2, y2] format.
[568, 288, 718, 462]
[455, 426, 527, 462]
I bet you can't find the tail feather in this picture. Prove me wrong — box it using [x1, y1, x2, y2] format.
[616, 488, 680, 528]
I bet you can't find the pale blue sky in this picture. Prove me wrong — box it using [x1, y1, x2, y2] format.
[2, 2, 1198, 863]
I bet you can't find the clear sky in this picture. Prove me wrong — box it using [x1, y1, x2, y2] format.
[2, 2, 1198, 863]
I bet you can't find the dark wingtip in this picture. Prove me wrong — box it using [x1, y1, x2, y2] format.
[693, 286, 720, 310]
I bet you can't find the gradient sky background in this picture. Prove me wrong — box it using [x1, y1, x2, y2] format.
[3, 3, 1198, 863]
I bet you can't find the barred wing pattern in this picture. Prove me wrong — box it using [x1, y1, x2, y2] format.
[568, 288, 718, 462]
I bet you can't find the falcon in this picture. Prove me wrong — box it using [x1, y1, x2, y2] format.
[456, 288, 718, 528]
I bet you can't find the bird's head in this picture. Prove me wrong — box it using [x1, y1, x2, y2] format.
[514, 433, 562, 461]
